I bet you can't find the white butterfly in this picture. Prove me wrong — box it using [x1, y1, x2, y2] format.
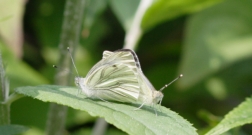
[69, 48, 182, 113]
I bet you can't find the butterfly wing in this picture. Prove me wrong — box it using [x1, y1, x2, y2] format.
[134, 70, 157, 105]
[84, 49, 141, 102]
[136, 67, 164, 106]
[91, 49, 141, 74]
[101, 49, 158, 104]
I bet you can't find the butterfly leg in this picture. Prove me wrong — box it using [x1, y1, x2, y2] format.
[133, 102, 146, 110]
[134, 97, 147, 110]
[76, 88, 81, 97]
[151, 103, 158, 116]
[157, 99, 163, 113]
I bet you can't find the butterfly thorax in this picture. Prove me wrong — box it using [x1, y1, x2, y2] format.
[152, 91, 164, 104]
[75, 77, 95, 97]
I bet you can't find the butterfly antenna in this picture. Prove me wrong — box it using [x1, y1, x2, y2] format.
[67, 47, 80, 77]
[159, 74, 183, 92]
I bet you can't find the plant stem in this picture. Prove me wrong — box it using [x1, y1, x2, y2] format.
[92, 118, 108, 135]
[2, 93, 24, 105]
[45, 0, 86, 135]
[123, 0, 153, 50]
[0, 103, 10, 125]
[0, 53, 10, 125]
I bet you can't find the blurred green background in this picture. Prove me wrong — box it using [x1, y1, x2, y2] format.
[0, 0, 252, 134]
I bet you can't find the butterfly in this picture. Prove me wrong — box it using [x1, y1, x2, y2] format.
[69, 48, 182, 114]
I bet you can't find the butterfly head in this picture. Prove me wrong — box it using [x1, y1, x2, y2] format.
[75, 77, 94, 97]
[75, 77, 85, 87]
[153, 91, 164, 104]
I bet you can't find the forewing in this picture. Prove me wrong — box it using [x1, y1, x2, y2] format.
[88, 49, 141, 76]
[84, 49, 142, 102]
[102, 51, 113, 59]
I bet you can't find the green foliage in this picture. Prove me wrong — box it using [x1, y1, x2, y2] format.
[0, 0, 252, 134]
[15, 85, 197, 135]
[0, 42, 48, 90]
[178, 0, 252, 90]
[141, 0, 223, 31]
[206, 97, 252, 135]
[0, 125, 28, 135]
[0, 0, 25, 52]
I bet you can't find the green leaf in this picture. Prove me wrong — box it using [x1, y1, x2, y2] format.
[206, 97, 252, 135]
[0, 125, 29, 135]
[178, 0, 252, 89]
[141, 0, 223, 31]
[109, 0, 140, 31]
[15, 85, 197, 135]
